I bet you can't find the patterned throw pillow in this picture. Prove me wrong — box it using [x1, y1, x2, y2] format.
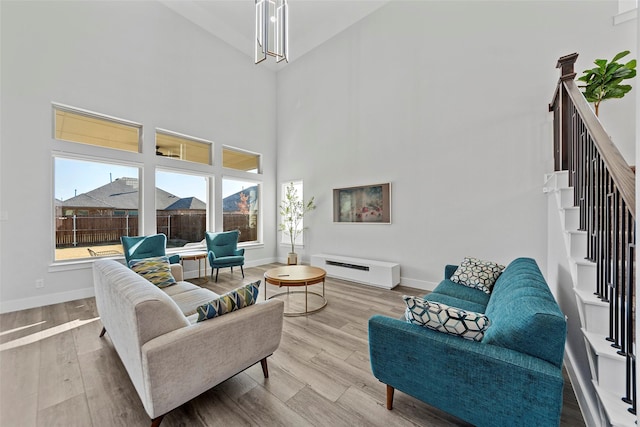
[129, 256, 177, 288]
[450, 256, 505, 294]
[403, 296, 490, 342]
[197, 280, 261, 322]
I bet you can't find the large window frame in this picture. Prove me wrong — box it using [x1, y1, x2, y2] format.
[50, 103, 265, 264]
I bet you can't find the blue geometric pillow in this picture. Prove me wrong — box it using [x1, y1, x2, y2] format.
[129, 256, 177, 288]
[197, 280, 261, 322]
[450, 256, 505, 294]
[403, 296, 491, 342]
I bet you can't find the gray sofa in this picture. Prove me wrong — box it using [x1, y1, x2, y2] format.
[93, 259, 284, 427]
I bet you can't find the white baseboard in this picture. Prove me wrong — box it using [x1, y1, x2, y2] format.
[564, 345, 600, 427]
[0, 287, 95, 314]
[398, 276, 438, 292]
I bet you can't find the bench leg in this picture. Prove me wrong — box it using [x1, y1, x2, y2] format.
[260, 357, 269, 378]
[386, 384, 394, 410]
[99, 327, 106, 338]
[150, 415, 164, 427]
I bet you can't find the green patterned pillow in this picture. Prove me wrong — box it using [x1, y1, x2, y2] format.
[197, 280, 261, 322]
[403, 296, 490, 342]
[450, 256, 505, 294]
[129, 256, 177, 288]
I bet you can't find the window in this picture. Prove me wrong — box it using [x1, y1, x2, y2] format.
[54, 105, 141, 153]
[156, 130, 212, 165]
[280, 180, 305, 246]
[615, 0, 638, 24]
[52, 104, 264, 262]
[223, 147, 260, 173]
[54, 157, 139, 261]
[156, 170, 208, 248]
[222, 178, 260, 244]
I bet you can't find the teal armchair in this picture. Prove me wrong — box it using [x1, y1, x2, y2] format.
[205, 230, 244, 282]
[121, 234, 180, 266]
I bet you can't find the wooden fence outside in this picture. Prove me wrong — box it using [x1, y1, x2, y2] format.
[56, 213, 256, 247]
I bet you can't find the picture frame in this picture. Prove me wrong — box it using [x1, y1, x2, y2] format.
[333, 183, 391, 223]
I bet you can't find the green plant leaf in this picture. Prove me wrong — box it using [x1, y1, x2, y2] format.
[611, 50, 630, 63]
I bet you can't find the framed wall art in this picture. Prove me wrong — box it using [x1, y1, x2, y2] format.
[333, 183, 391, 223]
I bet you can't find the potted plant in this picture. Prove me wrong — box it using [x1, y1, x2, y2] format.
[577, 50, 636, 116]
[279, 182, 315, 265]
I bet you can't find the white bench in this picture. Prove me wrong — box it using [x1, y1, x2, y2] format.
[311, 254, 400, 289]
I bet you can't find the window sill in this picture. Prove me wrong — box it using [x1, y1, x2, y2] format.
[614, 8, 637, 25]
[48, 257, 124, 272]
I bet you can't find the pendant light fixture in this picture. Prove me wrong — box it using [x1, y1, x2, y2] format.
[255, 0, 288, 64]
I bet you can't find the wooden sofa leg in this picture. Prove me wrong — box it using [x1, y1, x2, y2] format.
[150, 415, 164, 427]
[99, 327, 106, 338]
[386, 384, 394, 410]
[215, 268, 219, 282]
[241, 265, 245, 278]
[260, 357, 269, 378]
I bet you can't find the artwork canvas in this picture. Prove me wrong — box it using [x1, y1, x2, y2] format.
[333, 183, 391, 223]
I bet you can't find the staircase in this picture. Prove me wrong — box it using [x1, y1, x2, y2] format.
[546, 170, 635, 427]
[548, 53, 637, 427]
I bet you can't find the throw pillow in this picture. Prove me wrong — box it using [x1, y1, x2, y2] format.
[197, 280, 261, 322]
[450, 256, 505, 294]
[129, 256, 177, 288]
[403, 296, 490, 342]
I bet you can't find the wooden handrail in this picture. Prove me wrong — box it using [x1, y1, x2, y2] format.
[562, 79, 636, 219]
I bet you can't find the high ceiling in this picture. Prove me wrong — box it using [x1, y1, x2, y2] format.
[160, 0, 389, 70]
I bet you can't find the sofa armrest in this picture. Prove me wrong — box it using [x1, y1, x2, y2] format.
[444, 264, 458, 279]
[368, 315, 563, 427]
[140, 299, 284, 418]
[170, 263, 183, 282]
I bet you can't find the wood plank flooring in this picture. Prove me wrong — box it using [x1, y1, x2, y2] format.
[0, 263, 585, 426]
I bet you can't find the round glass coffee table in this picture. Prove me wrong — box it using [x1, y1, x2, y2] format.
[264, 265, 327, 317]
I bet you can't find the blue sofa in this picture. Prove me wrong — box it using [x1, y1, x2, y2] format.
[369, 257, 567, 427]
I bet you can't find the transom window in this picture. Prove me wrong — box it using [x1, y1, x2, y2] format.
[223, 147, 260, 173]
[156, 130, 212, 165]
[53, 105, 140, 153]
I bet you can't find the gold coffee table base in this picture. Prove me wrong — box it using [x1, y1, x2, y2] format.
[264, 266, 327, 317]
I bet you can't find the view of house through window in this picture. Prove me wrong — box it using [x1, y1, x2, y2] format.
[222, 178, 260, 244]
[156, 170, 208, 248]
[54, 157, 140, 260]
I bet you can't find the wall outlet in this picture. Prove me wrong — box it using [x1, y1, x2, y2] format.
[35, 279, 44, 289]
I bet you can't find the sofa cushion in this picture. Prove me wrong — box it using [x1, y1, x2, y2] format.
[450, 256, 505, 294]
[128, 256, 177, 288]
[422, 292, 487, 314]
[161, 280, 201, 297]
[431, 279, 491, 308]
[403, 296, 490, 342]
[483, 258, 567, 368]
[172, 287, 220, 316]
[197, 280, 260, 321]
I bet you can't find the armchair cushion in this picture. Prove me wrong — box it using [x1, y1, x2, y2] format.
[121, 234, 180, 265]
[197, 280, 261, 321]
[404, 296, 491, 342]
[129, 256, 177, 288]
[450, 256, 505, 294]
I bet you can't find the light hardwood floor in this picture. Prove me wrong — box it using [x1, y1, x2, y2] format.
[0, 263, 585, 426]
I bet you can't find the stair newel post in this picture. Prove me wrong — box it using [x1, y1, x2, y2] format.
[554, 53, 578, 173]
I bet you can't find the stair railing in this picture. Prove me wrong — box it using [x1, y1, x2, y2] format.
[549, 53, 636, 414]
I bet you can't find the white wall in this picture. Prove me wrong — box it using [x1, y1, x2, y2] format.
[0, 1, 277, 312]
[276, 0, 637, 289]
